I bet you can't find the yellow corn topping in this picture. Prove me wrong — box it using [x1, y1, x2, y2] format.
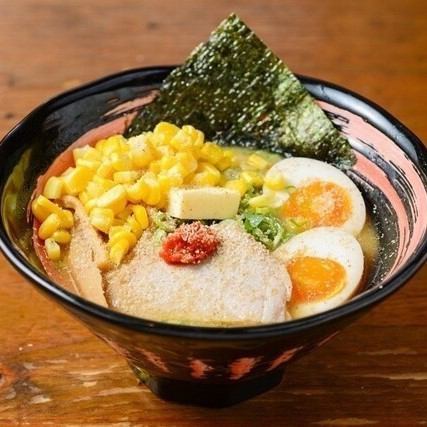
[109, 239, 130, 265]
[248, 194, 274, 209]
[96, 185, 127, 214]
[132, 205, 149, 229]
[59, 209, 74, 229]
[90, 208, 114, 233]
[62, 166, 94, 195]
[247, 153, 269, 171]
[38, 213, 61, 240]
[33, 122, 280, 263]
[240, 171, 264, 188]
[108, 228, 137, 249]
[264, 174, 287, 191]
[43, 176, 63, 199]
[225, 179, 248, 196]
[51, 230, 71, 244]
[45, 238, 61, 261]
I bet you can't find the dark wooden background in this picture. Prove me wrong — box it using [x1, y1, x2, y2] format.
[1, 1, 427, 425]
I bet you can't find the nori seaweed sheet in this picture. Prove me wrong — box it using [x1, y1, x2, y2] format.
[127, 14, 354, 168]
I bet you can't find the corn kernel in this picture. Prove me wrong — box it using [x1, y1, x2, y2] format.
[76, 158, 101, 171]
[224, 149, 236, 161]
[264, 174, 286, 191]
[79, 191, 89, 205]
[90, 207, 114, 233]
[216, 156, 233, 171]
[130, 146, 153, 169]
[132, 205, 149, 229]
[113, 171, 140, 184]
[198, 162, 221, 176]
[126, 215, 143, 238]
[169, 129, 193, 151]
[183, 172, 195, 185]
[61, 167, 74, 177]
[155, 145, 175, 158]
[97, 161, 114, 179]
[167, 163, 187, 180]
[176, 152, 198, 174]
[43, 176, 63, 200]
[84, 198, 98, 214]
[73, 146, 101, 163]
[38, 213, 61, 240]
[150, 132, 166, 147]
[128, 132, 151, 146]
[110, 152, 133, 171]
[97, 185, 127, 214]
[109, 225, 125, 239]
[119, 140, 129, 152]
[156, 195, 167, 209]
[34, 195, 63, 217]
[92, 176, 115, 191]
[31, 198, 50, 222]
[182, 125, 204, 147]
[160, 156, 176, 170]
[45, 238, 61, 261]
[126, 179, 149, 203]
[109, 238, 129, 265]
[248, 194, 273, 208]
[108, 229, 137, 249]
[62, 166, 94, 195]
[200, 143, 223, 164]
[240, 171, 264, 188]
[60, 209, 74, 229]
[154, 122, 180, 144]
[216, 149, 236, 171]
[192, 163, 221, 186]
[247, 154, 269, 170]
[165, 170, 185, 187]
[51, 230, 71, 244]
[158, 173, 183, 192]
[145, 178, 161, 206]
[86, 181, 105, 198]
[225, 179, 248, 196]
[108, 224, 132, 237]
[102, 135, 126, 156]
[95, 139, 106, 152]
[149, 160, 162, 174]
[191, 172, 216, 187]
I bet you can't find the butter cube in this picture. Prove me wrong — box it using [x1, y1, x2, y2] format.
[167, 187, 240, 220]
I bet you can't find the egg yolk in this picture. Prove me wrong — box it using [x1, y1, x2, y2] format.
[287, 256, 346, 305]
[282, 181, 351, 228]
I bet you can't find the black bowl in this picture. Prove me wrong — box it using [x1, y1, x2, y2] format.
[1, 67, 427, 407]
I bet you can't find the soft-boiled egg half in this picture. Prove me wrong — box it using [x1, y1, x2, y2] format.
[264, 157, 366, 236]
[274, 227, 364, 319]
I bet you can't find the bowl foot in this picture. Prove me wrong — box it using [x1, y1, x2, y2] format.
[129, 364, 284, 407]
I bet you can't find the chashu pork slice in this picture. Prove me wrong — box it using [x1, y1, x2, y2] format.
[105, 220, 292, 326]
[62, 196, 109, 307]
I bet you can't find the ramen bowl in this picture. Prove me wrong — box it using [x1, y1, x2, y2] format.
[1, 66, 426, 407]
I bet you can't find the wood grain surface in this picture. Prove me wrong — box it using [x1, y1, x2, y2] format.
[1, 1, 427, 425]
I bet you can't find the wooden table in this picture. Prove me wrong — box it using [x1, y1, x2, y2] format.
[1, 0, 426, 425]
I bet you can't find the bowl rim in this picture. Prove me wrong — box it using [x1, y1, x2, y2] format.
[1, 65, 426, 340]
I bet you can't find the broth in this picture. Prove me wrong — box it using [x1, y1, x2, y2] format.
[4, 125, 380, 324]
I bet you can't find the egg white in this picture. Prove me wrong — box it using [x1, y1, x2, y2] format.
[264, 157, 366, 236]
[274, 227, 364, 319]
